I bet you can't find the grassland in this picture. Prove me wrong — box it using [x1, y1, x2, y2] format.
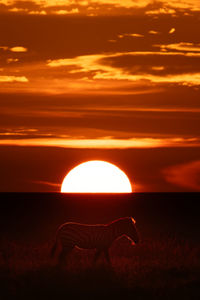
[0, 236, 199, 299]
[0, 193, 199, 299]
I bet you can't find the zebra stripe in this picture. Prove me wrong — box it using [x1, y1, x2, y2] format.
[51, 217, 139, 264]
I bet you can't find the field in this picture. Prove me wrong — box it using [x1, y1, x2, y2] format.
[0, 193, 199, 299]
[0, 236, 199, 299]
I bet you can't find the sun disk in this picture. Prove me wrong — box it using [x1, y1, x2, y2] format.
[61, 160, 132, 193]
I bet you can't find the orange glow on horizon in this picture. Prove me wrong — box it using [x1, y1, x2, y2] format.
[61, 160, 132, 193]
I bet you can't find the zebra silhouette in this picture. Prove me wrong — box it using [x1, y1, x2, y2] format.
[51, 217, 139, 264]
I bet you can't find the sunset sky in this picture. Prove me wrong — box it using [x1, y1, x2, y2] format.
[0, 0, 200, 192]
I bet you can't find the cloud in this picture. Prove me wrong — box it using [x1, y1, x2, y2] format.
[151, 66, 165, 71]
[149, 30, 160, 35]
[10, 46, 28, 52]
[156, 42, 200, 52]
[0, 76, 28, 82]
[118, 33, 144, 38]
[14, 0, 151, 9]
[7, 58, 19, 63]
[146, 7, 176, 15]
[0, 128, 59, 139]
[0, 46, 28, 52]
[55, 8, 79, 14]
[1, 0, 200, 15]
[0, 136, 199, 149]
[47, 54, 104, 69]
[0, 86, 199, 153]
[2, 48, 200, 94]
[169, 28, 175, 34]
[163, 160, 200, 191]
[28, 10, 47, 15]
[2, 48, 200, 95]
[32, 180, 61, 188]
[76, 106, 200, 113]
[47, 51, 200, 86]
[94, 71, 200, 86]
[1, 91, 200, 138]
[8, 7, 46, 14]
[1, 0, 149, 15]
[0, 12, 200, 94]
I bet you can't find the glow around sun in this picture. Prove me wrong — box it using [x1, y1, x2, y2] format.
[61, 160, 132, 193]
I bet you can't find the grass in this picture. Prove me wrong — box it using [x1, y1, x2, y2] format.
[0, 237, 199, 299]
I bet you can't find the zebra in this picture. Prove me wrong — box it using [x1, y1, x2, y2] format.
[50, 217, 139, 265]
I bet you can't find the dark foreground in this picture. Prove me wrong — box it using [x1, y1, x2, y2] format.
[0, 193, 200, 299]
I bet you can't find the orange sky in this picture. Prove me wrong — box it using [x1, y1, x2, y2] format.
[0, 0, 200, 191]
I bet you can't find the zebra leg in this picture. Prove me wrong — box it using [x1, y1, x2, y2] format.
[94, 249, 102, 263]
[104, 249, 111, 264]
[58, 247, 73, 267]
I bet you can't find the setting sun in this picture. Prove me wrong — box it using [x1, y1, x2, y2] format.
[61, 160, 132, 193]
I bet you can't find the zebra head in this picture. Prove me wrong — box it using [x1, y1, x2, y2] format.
[126, 217, 140, 244]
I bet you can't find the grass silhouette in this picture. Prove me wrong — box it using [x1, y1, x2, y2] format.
[1, 237, 199, 299]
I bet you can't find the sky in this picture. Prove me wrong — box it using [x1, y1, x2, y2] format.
[0, 0, 200, 192]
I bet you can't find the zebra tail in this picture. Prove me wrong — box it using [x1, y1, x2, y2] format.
[50, 235, 58, 258]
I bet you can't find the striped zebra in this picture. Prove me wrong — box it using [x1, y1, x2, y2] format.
[51, 217, 139, 265]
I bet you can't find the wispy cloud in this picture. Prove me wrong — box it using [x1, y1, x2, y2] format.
[47, 51, 200, 86]
[0, 0, 152, 9]
[1, 46, 200, 95]
[0, 76, 28, 82]
[163, 160, 200, 191]
[149, 30, 160, 35]
[169, 28, 175, 34]
[32, 180, 61, 188]
[73, 105, 200, 113]
[151, 66, 165, 71]
[10, 46, 28, 53]
[55, 8, 79, 14]
[1, 0, 200, 15]
[118, 33, 144, 38]
[0, 136, 199, 149]
[146, 7, 176, 15]
[8, 7, 46, 14]
[7, 58, 19, 63]
[156, 42, 200, 52]
[0, 46, 28, 52]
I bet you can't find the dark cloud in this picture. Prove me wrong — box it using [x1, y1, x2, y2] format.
[100, 52, 200, 76]
[0, 89, 200, 138]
